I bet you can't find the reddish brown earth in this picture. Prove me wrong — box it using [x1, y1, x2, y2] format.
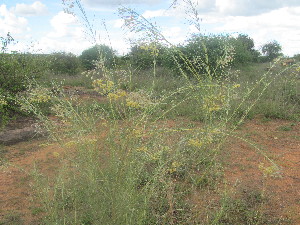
[224, 118, 300, 223]
[0, 118, 299, 224]
[0, 139, 64, 224]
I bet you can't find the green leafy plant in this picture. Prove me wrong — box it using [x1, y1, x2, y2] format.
[261, 40, 283, 61]
[49, 52, 81, 75]
[80, 44, 116, 70]
[0, 33, 50, 126]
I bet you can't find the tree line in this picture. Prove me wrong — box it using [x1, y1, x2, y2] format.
[49, 34, 284, 75]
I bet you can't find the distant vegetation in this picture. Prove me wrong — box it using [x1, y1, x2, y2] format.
[0, 31, 296, 127]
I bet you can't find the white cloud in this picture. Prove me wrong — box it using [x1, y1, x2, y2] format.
[34, 11, 128, 55]
[11, 1, 48, 17]
[0, 4, 29, 36]
[32, 37, 91, 55]
[82, 0, 162, 7]
[214, 0, 300, 16]
[112, 19, 124, 28]
[170, 0, 300, 17]
[142, 9, 166, 18]
[162, 26, 185, 45]
[48, 11, 82, 38]
[214, 7, 300, 55]
[34, 11, 90, 54]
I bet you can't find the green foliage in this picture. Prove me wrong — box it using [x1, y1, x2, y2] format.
[212, 191, 288, 224]
[230, 34, 260, 64]
[126, 42, 168, 70]
[0, 53, 49, 124]
[80, 44, 116, 70]
[0, 33, 49, 126]
[169, 34, 234, 78]
[261, 41, 282, 61]
[293, 53, 300, 61]
[228, 62, 300, 121]
[49, 52, 81, 75]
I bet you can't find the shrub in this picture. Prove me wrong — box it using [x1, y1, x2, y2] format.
[261, 41, 283, 61]
[79, 44, 116, 70]
[49, 52, 81, 75]
[230, 34, 261, 64]
[126, 42, 169, 70]
[0, 34, 49, 126]
[165, 34, 234, 78]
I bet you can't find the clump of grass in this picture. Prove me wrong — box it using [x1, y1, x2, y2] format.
[211, 189, 291, 225]
[229, 62, 300, 121]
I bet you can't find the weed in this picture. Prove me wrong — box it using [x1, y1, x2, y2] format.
[211, 190, 289, 225]
[277, 124, 294, 131]
[0, 211, 23, 225]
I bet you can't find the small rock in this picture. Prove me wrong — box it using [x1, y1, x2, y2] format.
[0, 124, 46, 145]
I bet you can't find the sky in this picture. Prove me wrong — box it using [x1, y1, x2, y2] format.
[1, 0, 300, 56]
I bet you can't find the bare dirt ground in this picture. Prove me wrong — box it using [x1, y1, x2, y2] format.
[0, 139, 64, 224]
[224, 118, 300, 223]
[0, 118, 299, 224]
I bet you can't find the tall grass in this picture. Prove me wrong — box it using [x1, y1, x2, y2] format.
[19, 1, 300, 224]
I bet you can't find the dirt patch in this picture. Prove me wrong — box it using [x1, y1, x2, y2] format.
[0, 140, 64, 224]
[224, 119, 300, 223]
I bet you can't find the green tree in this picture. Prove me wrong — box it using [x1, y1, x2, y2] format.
[261, 41, 282, 61]
[79, 44, 116, 70]
[49, 52, 81, 75]
[127, 42, 168, 70]
[172, 34, 234, 78]
[230, 34, 260, 64]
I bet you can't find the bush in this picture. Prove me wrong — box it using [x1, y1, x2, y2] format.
[165, 34, 234, 78]
[261, 41, 283, 61]
[80, 44, 116, 70]
[49, 52, 81, 75]
[126, 42, 169, 70]
[230, 34, 260, 64]
[0, 34, 49, 126]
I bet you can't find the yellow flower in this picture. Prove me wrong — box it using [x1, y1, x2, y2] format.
[92, 79, 115, 94]
[107, 90, 127, 101]
[126, 100, 140, 108]
[28, 87, 51, 103]
[188, 138, 203, 148]
[64, 140, 77, 148]
[117, 90, 127, 97]
[233, 84, 241, 88]
[107, 93, 119, 100]
[81, 138, 97, 145]
[132, 128, 143, 137]
[168, 161, 181, 173]
[208, 104, 221, 112]
[203, 94, 224, 112]
[53, 152, 60, 157]
[258, 163, 280, 177]
[136, 146, 148, 152]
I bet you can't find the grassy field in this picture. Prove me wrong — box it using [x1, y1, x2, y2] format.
[1, 57, 299, 224]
